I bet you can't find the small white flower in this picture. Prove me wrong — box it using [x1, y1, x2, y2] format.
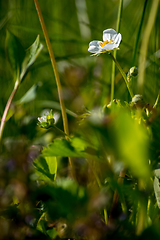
[88, 28, 122, 55]
[37, 115, 47, 123]
[37, 110, 60, 125]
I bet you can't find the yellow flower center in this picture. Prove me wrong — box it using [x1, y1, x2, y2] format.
[100, 39, 114, 47]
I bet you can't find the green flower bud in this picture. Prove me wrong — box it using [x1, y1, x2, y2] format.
[127, 66, 138, 82]
[129, 67, 138, 77]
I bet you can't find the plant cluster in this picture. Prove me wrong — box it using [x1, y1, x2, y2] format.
[0, 0, 160, 240]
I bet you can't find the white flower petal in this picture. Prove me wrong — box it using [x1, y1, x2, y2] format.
[112, 34, 118, 42]
[103, 28, 117, 41]
[88, 40, 102, 53]
[114, 33, 122, 44]
[38, 115, 47, 123]
[89, 40, 102, 47]
[53, 112, 60, 124]
[100, 42, 118, 51]
[88, 28, 122, 54]
[88, 46, 101, 53]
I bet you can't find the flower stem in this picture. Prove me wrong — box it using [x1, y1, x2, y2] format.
[34, 0, 74, 177]
[0, 81, 19, 142]
[111, 0, 123, 102]
[109, 52, 134, 99]
[111, 56, 115, 102]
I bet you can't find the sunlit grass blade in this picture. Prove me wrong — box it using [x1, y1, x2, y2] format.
[132, 0, 149, 66]
[137, 0, 159, 94]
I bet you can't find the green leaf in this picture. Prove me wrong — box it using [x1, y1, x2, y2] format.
[42, 137, 98, 158]
[56, 178, 86, 198]
[71, 137, 88, 152]
[46, 228, 58, 239]
[17, 82, 41, 104]
[33, 156, 56, 181]
[115, 111, 151, 180]
[4, 108, 14, 121]
[20, 35, 43, 81]
[5, 32, 43, 84]
[42, 138, 82, 157]
[45, 156, 57, 176]
[36, 179, 87, 222]
[6, 30, 25, 81]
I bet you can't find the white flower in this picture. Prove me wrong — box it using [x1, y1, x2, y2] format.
[37, 115, 47, 123]
[37, 110, 60, 125]
[88, 28, 122, 55]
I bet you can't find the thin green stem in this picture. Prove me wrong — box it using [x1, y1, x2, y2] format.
[0, 81, 19, 142]
[109, 52, 134, 98]
[111, 0, 123, 102]
[111, 58, 115, 102]
[116, 0, 123, 35]
[137, 0, 159, 94]
[153, 93, 159, 108]
[34, 0, 74, 177]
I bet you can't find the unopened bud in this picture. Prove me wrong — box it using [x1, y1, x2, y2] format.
[127, 67, 138, 82]
[129, 67, 138, 77]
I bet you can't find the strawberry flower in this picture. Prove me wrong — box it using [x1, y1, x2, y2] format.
[38, 110, 60, 129]
[88, 28, 122, 55]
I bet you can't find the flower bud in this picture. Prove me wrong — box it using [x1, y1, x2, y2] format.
[127, 67, 138, 82]
[129, 67, 138, 77]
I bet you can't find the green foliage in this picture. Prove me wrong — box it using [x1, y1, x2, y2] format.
[6, 30, 26, 82]
[43, 138, 81, 157]
[0, 1, 160, 240]
[6, 32, 43, 85]
[33, 156, 57, 182]
[20, 35, 43, 81]
[114, 110, 151, 180]
[45, 157, 57, 175]
[17, 82, 41, 104]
